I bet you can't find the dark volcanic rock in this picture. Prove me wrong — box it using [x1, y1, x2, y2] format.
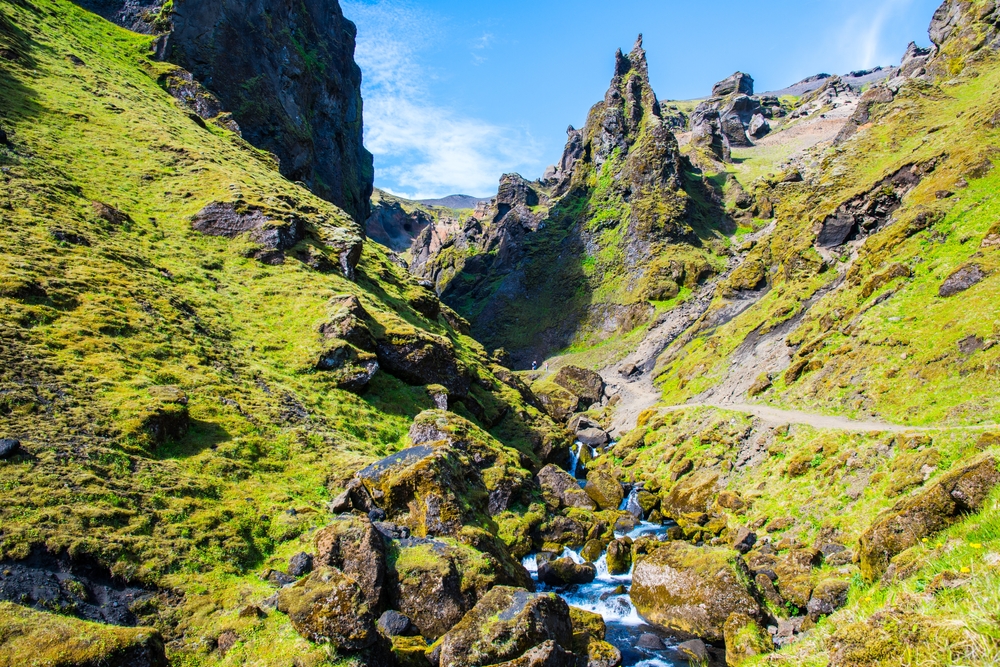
[0, 438, 20, 458]
[538, 557, 597, 586]
[78, 0, 374, 222]
[377, 610, 412, 637]
[939, 263, 986, 297]
[712, 72, 754, 97]
[288, 552, 313, 578]
[314, 515, 387, 608]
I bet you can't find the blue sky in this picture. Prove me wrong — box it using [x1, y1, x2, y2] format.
[342, 0, 943, 200]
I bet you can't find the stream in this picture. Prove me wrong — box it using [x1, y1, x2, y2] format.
[521, 442, 684, 666]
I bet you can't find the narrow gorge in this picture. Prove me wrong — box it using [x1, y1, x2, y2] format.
[3, 1, 1000, 666]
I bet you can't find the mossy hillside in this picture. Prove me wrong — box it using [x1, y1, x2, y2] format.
[0, 601, 167, 667]
[655, 56, 1000, 426]
[597, 405, 1000, 663]
[0, 1, 560, 664]
[747, 485, 1000, 667]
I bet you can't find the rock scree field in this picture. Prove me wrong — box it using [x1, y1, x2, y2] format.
[4, 0, 1000, 666]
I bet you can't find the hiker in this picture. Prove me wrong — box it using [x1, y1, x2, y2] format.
[532, 360, 537, 371]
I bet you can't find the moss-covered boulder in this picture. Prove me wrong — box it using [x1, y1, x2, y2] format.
[538, 557, 598, 586]
[807, 579, 851, 621]
[0, 602, 168, 667]
[387, 537, 511, 640]
[660, 469, 720, 518]
[438, 587, 574, 667]
[858, 455, 1000, 580]
[374, 324, 472, 397]
[391, 635, 432, 667]
[532, 380, 581, 423]
[537, 464, 596, 511]
[537, 515, 589, 549]
[631, 542, 761, 642]
[551, 366, 605, 408]
[277, 567, 378, 650]
[491, 640, 578, 666]
[314, 515, 386, 608]
[584, 471, 624, 511]
[723, 613, 774, 666]
[606, 538, 632, 575]
[358, 411, 531, 536]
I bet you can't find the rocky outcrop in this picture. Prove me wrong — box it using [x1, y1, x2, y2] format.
[437, 587, 575, 667]
[713, 72, 754, 97]
[927, 0, 1000, 74]
[723, 613, 774, 666]
[365, 199, 433, 253]
[314, 515, 386, 608]
[858, 455, 1000, 580]
[77, 0, 373, 222]
[630, 542, 761, 642]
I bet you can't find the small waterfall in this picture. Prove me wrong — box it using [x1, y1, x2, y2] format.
[568, 441, 584, 478]
[619, 486, 643, 519]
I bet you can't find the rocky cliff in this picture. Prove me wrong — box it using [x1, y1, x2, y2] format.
[76, 0, 374, 223]
[406, 36, 729, 367]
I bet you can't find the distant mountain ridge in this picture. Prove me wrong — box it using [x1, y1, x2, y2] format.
[415, 194, 492, 209]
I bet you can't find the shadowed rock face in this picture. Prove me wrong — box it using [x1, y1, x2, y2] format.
[76, 0, 374, 223]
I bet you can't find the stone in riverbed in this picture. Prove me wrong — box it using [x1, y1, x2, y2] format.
[538, 557, 597, 586]
[437, 586, 574, 667]
[631, 542, 761, 642]
[537, 464, 597, 511]
[577, 428, 610, 447]
[605, 538, 633, 575]
[584, 471, 624, 511]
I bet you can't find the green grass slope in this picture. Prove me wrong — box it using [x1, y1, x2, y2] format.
[0, 1, 562, 663]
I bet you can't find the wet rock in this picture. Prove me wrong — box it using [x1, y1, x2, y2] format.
[605, 538, 632, 575]
[538, 516, 588, 548]
[537, 464, 597, 511]
[584, 471, 624, 511]
[567, 414, 602, 434]
[581, 539, 605, 563]
[732, 527, 757, 554]
[377, 610, 412, 637]
[582, 637, 622, 667]
[676, 639, 710, 664]
[277, 567, 378, 650]
[631, 542, 761, 642]
[636, 633, 665, 650]
[661, 469, 720, 518]
[438, 586, 574, 667]
[859, 455, 1000, 580]
[713, 72, 754, 97]
[939, 263, 985, 297]
[314, 515, 386, 608]
[724, 613, 774, 666]
[538, 557, 597, 586]
[0, 438, 21, 459]
[288, 552, 313, 577]
[807, 579, 851, 621]
[577, 428, 610, 448]
[636, 490, 659, 514]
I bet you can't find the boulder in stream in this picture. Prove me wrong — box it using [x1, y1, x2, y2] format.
[631, 542, 761, 642]
[538, 557, 598, 586]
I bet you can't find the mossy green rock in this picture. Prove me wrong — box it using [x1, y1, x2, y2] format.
[0, 602, 167, 667]
[606, 537, 633, 575]
[314, 515, 386, 608]
[858, 455, 1000, 581]
[631, 542, 761, 642]
[387, 537, 509, 641]
[580, 539, 606, 562]
[532, 379, 581, 423]
[537, 464, 597, 511]
[723, 612, 775, 666]
[277, 566, 378, 650]
[491, 640, 578, 666]
[438, 586, 575, 667]
[550, 366, 604, 408]
[660, 469, 720, 518]
[538, 557, 598, 586]
[584, 470, 624, 511]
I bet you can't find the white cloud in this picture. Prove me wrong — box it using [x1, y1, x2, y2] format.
[834, 0, 918, 69]
[344, 1, 540, 199]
